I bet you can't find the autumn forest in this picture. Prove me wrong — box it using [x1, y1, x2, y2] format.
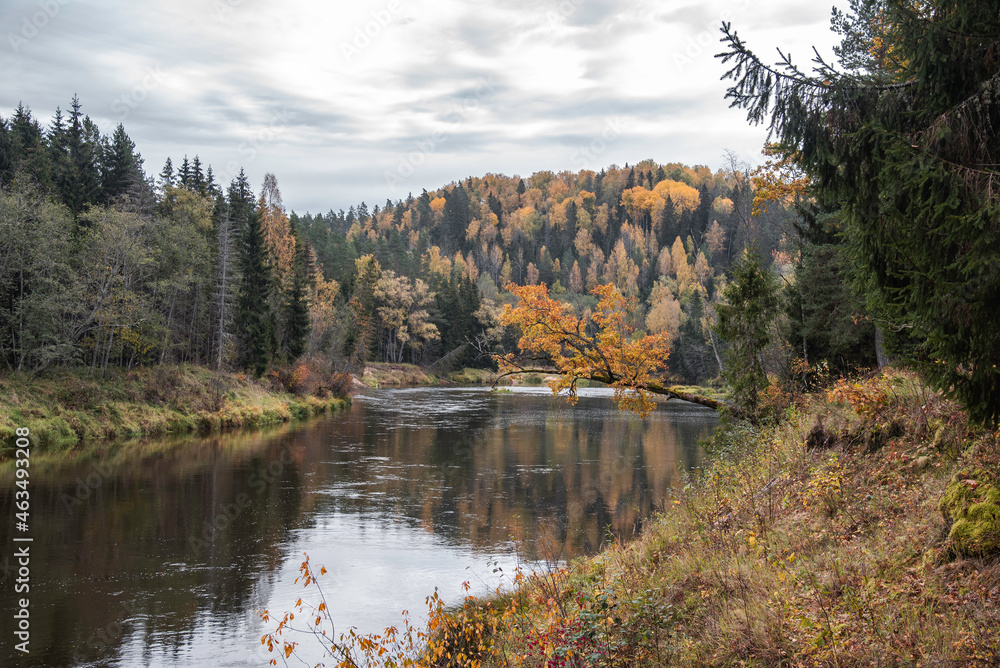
[0, 96, 875, 394]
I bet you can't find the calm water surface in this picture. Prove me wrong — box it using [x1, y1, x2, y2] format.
[0, 386, 717, 667]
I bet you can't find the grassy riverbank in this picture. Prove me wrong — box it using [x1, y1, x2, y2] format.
[0, 365, 349, 457]
[359, 363, 497, 387]
[420, 370, 999, 667]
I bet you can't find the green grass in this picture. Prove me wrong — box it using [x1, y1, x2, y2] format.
[0, 365, 349, 458]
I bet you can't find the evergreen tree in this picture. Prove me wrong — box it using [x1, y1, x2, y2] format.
[442, 183, 471, 253]
[0, 116, 12, 184]
[416, 190, 432, 229]
[101, 124, 144, 203]
[59, 96, 101, 217]
[158, 157, 175, 192]
[282, 222, 311, 360]
[230, 171, 271, 376]
[178, 155, 191, 189]
[7, 104, 52, 188]
[211, 191, 237, 370]
[283, 260, 310, 361]
[714, 247, 781, 422]
[205, 165, 218, 197]
[786, 240, 875, 379]
[658, 196, 679, 248]
[487, 192, 503, 222]
[719, 0, 1000, 424]
[45, 106, 67, 185]
[191, 155, 205, 195]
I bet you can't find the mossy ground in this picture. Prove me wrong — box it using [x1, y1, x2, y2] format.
[419, 370, 1000, 667]
[0, 365, 349, 458]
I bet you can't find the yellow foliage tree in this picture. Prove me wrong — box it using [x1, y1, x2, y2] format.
[495, 284, 726, 416]
[750, 144, 810, 216]
[259, 173, 296, 290]
[652, 179, 700, 212]
[646, 280, 682, 341]
[670, 237, 694, 289]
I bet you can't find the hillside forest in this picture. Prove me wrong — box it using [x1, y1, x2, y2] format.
[0, 95, 876, 394]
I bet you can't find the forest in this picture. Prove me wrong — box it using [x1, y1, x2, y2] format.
[4, 0, 1000, 665]
[0, 94, 877, 399]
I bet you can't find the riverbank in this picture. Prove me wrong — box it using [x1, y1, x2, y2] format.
[358, 363, 495, 387]
[358, 363, 728, 402]
[419, 370, 999, 666]
[0, 365, 349, 457]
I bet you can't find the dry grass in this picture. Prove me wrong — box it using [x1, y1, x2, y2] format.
[423, 369, 1000, 667]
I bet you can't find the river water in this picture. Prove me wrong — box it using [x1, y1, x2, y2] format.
[0, 386, 718, 667]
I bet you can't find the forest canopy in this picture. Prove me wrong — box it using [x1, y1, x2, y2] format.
[1, 91, 878, 415]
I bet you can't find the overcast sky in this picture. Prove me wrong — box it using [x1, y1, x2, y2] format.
[2, 0, 844, 213]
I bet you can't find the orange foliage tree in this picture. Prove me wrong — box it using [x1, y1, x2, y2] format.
[495, 283, 726, 417]
[749, 144, 810, 217]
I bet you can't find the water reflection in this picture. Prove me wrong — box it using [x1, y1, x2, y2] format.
[0, 387, 716, 667]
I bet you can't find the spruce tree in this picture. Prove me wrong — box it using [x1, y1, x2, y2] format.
[101, 124, 144, 203]
[283, 254, 310, 361]
[9, 104, 52, 188]
[0, 116, 12, 184]
[714, 247, 781, 422]
[178, 155, 191, 189]
[205, 165, 218, 197]
[719, 1, 1000, 424]
[191, 155, 205, 195]
[230, 171, 271, 376]
[61, 95, 101, 217]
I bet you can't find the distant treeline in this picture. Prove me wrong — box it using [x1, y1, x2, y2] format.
[1, 96, 874, 385]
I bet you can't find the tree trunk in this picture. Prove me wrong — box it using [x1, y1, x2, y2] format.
[496, 368, 733, 414]
[644, 380, 731, 412]
[875, 327, 889, 370]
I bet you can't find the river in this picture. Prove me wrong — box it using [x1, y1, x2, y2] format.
[0, 386, 718, 667]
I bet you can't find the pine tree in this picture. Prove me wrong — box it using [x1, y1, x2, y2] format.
[158, 157, 175, 192]
[719, 0, 1000, 424]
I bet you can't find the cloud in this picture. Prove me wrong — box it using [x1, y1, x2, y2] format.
[2, 0, 841, 210]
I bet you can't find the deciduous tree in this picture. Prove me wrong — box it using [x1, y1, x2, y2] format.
[496, 283, 724, 416]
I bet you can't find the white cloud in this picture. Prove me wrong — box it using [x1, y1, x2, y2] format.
[2, 0, 848, 212]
